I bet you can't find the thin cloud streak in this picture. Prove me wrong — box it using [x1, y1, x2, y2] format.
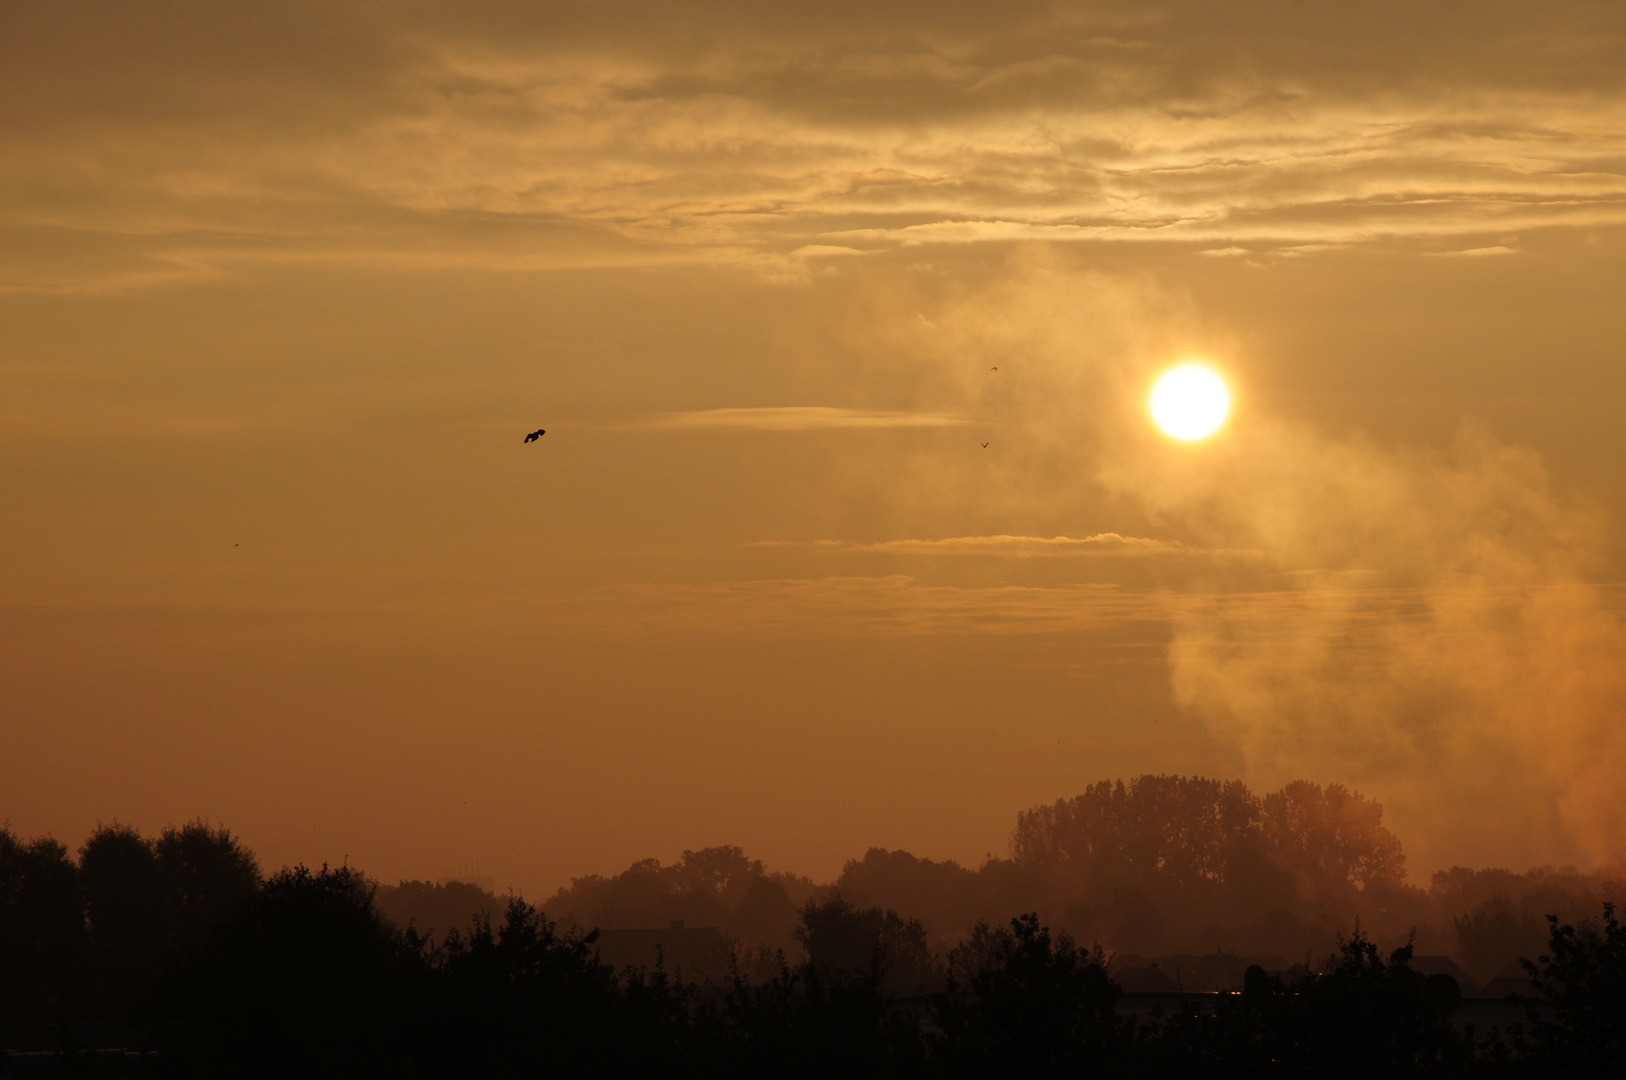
[642, 407, 969, 431]
[536, 579, 1626, 644]
[746, 533, 1256, 558]
[18, 579, 1620, 647]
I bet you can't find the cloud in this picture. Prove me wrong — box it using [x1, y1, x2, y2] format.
[1430, 245, 1518, 257]
[537, 575, 1173, 640]
[747, 533, 1252, 558]
[2, 573, 1177, 648]
[642, 407, 968, 431]
[5, 3, 1626, 287]
[790, 245, 868, 259]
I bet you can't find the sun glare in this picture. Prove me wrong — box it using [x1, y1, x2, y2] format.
[1150, 363, 1230, 440]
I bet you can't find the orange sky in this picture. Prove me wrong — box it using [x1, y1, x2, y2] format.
[4, 1, 1626, 895]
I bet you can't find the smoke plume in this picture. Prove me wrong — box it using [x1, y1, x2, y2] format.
[913, 255, 1626, 873]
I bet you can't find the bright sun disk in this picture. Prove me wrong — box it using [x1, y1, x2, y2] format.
[1150, 363, 1230, 440]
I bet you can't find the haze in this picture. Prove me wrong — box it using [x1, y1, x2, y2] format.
[4, 1, 1625, 896]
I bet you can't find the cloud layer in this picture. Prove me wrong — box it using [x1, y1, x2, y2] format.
[5, 1, 1625, 290]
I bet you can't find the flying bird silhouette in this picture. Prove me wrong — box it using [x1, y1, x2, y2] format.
[981, 441, 989, 448]
[991, 366, 997, 372]
[524, 429, 546, 443]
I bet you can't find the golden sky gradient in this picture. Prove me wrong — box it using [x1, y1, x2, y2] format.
[4, 1, 1626, 894]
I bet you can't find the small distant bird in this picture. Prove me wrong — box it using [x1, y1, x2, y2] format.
[991, 366, 997, 372]
[981, 441, 989, 448]
[524, 428, 546, 443]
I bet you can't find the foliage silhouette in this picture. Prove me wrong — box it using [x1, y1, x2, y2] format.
[1147, 928, 1476, 1079]
[0, 829, 84, 1021]
[4, 785, 1626, 1075]
[706, 956, 927, 1078]
[933, 913, 1129, 1078]
[79, 822, 169, 1019]
[154, 864, 426, 1079]
[794, 897, 939, 993]
[1513, 902, 1626, 1074]
[153, 820, 260, 966]
[373, 877, 501, 943]
[424, 895, 693, 1075]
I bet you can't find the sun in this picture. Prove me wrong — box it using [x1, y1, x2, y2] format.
[1150, 363, 1230, 440]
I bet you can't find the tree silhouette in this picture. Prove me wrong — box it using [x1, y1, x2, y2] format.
[1149, 928, 1474, 1077]
[1262, 781, 1406, 897]
[79, 822, 169, 1018]
[934, 913, 1128, 1078]
[155, 864, 426, 1078]
[0, 828, 85, 1021]
[794, 897, 938, 993]
[374, 878, 500, 943]
[836, 847, 982, 947]
[1517, 902, 1626, 1073]
[711, 958, 926, 1078]
[669, 845, 766, 900]
[430, 895, 699, 1074]
[5, 794, 1624, 1073]
[155, 819, 260, 965]
[1010, 775, 1259, 889]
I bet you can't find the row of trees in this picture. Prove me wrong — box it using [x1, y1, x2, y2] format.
[880, 776, 1411, 960]
[538, 778, 1408, 960]
[542, 845, 814, 956]
[11, 860, 1623, 1077]
[533, 776, 1614, 981]
[1010, 777, 1405, 894]
[6, 775, 1620, 1025]
[0, 820, 258, 1021]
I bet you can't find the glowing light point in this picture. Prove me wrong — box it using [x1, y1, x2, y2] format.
[1150, 364, 1230, 440]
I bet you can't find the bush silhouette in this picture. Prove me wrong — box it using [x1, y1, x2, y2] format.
[934, 913, 1128, 1078]
[795, 897, 939, 993]
[155, 864, 426, 1078]
[1516, 902, 1626, 1073]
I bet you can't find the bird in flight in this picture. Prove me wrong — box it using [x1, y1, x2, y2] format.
[990, 366, 998, 372]
[981, 441, 989, 448]
[524, 429, 546, 443]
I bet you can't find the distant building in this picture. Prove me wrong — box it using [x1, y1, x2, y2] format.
[1408, 955, 1480, 997]
[1480, 959, 1540, 999]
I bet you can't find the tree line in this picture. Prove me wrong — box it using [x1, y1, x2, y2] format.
[0, 820, 258, 1023]
[5, 859, 1623, 1076]
[539, 776, 1618, 988]
[4, 776, 1624, 1075]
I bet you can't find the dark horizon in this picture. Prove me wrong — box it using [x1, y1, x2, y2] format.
[6, 777, 1619, 1073]
[6, 774, 1624, 1075]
